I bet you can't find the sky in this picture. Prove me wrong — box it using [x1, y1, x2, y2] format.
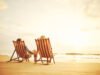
[0, 0, 100, 55]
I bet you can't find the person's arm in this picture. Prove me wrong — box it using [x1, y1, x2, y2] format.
[25, 46, 33, 54]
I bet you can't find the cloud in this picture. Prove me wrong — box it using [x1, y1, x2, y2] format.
[0, 0, 7, 11]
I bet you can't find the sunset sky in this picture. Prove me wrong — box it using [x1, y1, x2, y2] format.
[0, 0, 100, 55]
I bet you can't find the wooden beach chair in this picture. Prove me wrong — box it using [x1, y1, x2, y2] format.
[35, 38, 55, 64]
[9, 40, 31, 62]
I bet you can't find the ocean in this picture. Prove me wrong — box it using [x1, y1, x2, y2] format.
[1, 50, 100, 63]
[54, 54, 100, 63]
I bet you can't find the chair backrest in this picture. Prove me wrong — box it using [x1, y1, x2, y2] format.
[35, 38, 53, 58]
[13, 41, 29, 59]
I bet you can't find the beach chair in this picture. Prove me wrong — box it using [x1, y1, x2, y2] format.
[35, 38, 55, 64]
[9, 40, 31, 62]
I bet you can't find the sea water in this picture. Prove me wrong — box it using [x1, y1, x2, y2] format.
[1, 51, 100, 63]
[54, 54, 100, 63]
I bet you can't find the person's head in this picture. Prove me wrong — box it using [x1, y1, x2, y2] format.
[40, 35, 45, 39]
[16, 38, 22, 42]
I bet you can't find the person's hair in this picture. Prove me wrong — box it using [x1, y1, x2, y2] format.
[16, 38, 22, 41]
[40, 35, 45, 39]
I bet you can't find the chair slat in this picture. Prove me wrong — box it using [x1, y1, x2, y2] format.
[35, 38, 55, 64]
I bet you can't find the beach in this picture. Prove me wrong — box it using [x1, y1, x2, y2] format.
[0, 55, 100, 75]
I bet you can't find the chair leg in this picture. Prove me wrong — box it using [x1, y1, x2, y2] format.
[49, 58, 51, 63]
[52, 56, 55, 64]
[9, 50, 16, 61]
[34, 56, 37, 63]
[26, 59, 29, 62]
[40, 57, 43, 64]
[47, 57, 49, 65]
[17, 54, 20, 61]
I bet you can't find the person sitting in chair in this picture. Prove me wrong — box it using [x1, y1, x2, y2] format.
[16, 38, 39, 63]
[16, 38, 33, 55]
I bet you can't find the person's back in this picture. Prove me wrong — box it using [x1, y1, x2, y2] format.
[16, 38, 33, 54]
[16, 38, 33, 61]
[15, 38, 30, 59]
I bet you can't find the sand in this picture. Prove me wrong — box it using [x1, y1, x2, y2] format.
[0, 55, 100, 75]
